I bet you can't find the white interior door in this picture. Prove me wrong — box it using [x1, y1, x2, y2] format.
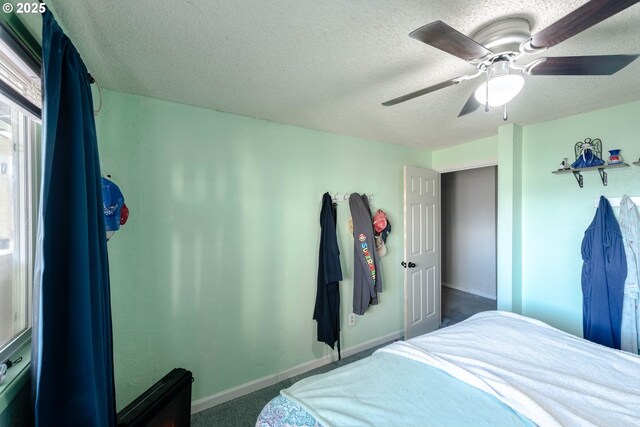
[403, 165, 440, 340]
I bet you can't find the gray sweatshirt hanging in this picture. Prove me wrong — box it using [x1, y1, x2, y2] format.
[349, 193, 383, 315]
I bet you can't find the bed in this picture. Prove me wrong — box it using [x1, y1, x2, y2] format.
[256, 311, 640, 427]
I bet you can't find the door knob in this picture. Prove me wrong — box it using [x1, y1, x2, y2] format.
[408, 262, 416, 268]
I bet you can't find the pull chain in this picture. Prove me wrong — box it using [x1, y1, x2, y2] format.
[484, 70, 490, 112]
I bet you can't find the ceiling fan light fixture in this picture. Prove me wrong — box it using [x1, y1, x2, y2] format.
[474, 73, 524, 107]
[384, 2, 640, 115]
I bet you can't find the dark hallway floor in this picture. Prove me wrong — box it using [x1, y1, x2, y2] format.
[441, 286, 497, 328]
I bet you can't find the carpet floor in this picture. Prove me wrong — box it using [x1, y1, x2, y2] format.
[191, 287, 495, 426]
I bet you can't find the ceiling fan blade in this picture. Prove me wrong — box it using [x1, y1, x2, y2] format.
[457, 93, 481, 117]
[409, 21, 492, 61]
[382, 77, 462, 106]
[529, 0, 640, 50]
[528, 54, 639, 75]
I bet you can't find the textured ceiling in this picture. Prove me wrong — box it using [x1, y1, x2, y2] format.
[45, 0, 640, 149]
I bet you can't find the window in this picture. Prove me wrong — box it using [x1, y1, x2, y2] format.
[0, 23, 40, 363]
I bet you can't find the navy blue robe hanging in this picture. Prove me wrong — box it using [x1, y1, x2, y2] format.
[313, 193, 343, 358]
[581, 196, 627, 349]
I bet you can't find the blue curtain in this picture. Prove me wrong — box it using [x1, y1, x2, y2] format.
[32, 10, 116, 427]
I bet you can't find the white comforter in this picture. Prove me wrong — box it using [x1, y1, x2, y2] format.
[378, 311, 640, 427]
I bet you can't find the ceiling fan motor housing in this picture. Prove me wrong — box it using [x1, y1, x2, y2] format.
[489, 60, 512, 78]
[472, 18, 532, 56]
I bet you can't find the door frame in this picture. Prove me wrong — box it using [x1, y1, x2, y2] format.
[434, 158, 497, 174]
[439, 163, 498, 302]
[402, 159, 503, 338]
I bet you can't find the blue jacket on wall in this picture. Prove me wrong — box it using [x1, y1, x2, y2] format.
[581, 196, 627, 349]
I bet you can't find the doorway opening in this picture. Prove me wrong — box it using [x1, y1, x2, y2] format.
[441, 165, 497, 328]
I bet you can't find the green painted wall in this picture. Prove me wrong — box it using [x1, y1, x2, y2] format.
[496, 124, 523, 313]
[431, 101, 640, 336]
[95, 86, 640, 410]
[520, 101, 640, 335]
[95, 89, 430, 409]
[431, 135, 497, 172]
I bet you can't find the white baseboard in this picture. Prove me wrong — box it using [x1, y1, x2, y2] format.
[191, 329, 403, 414]
[443, 282, 496, 300]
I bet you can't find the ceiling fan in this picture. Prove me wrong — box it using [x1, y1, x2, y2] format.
[382, 0, 640, 119]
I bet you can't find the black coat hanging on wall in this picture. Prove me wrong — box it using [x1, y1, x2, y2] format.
[313, 193, 343, 359]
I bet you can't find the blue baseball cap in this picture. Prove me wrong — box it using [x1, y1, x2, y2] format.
[102, 177, 124, 232]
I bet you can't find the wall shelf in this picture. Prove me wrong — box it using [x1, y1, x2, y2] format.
[551, 163, 629, 188]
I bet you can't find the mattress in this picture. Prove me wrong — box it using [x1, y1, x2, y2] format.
[256, 311, 640, 427]
[256, 395, 323, 427]
[257, 351, 534, 427]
